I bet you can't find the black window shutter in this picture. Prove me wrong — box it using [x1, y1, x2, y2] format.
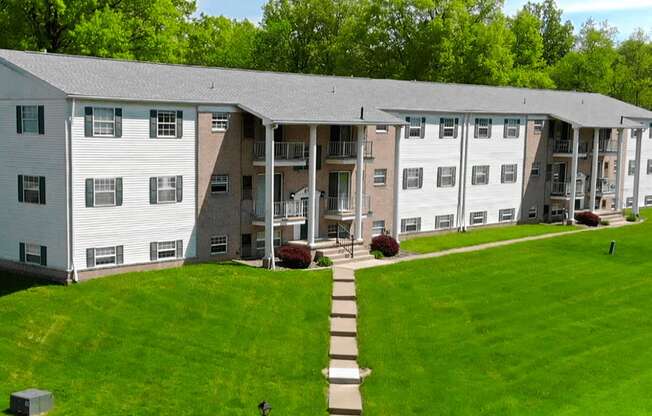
[176, 240, 183, 258]
[548, 120, 556, 139]
[452, 167, 456, 187]
[404, 117, 410, 138]
[115, 108, 122, 138]
[40, 245, 47, 266]
[37, 105, 45, 135]
[150, 110, 157, 138]
[401, 219, 406, 233]
[488, 119, 492, 138]
[19, 242, 25, 262]
[150, 242, 158, 261]
[516, 119, 521, 138]
[86, 248, 95, 268]
[330, 125, 339, 142]
[17, 175, 23, 202]
[84, 107, 93, 137]
[39, 176, 46, 205]
[115, 177, 123, 206]
[150, 177, 157, 204]
[420, 117, 426, 138]
[474, 119, 479, 138]
[439, 118, 444, 138]
[176, 176, 183, 202]
[472, 166, 477, 185]
[454, 118, 459, 138]
[437, 167, 442, 187]
[418, 168, 423, 188]
[16, 106, 22, 134]
[176, 111, 183, 138]
[316, 145, 322, 170]
[402, 169, 408, 189]
[116, 245, 124, 265]
[85, 178, 94, 207]
[504, 119, 509, 138]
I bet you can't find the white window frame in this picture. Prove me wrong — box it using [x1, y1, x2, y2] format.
[441, 118, 455, 138]
[501, 164, 518, 184]
[405, 168, 421, 189]
[408, 117, 424, 138]
[22, 175, 41, 204]
[531, 162, 541, 177]
[476, 118, 491, 138]
[435, 214, 454, 230]
[505, 119, 519, 138]
[211, 174, 229, 193]
[93, 107, 116, 137]
[438, 166, 456, 188]
[499, 208, 515, 222]
[94, 246, 117, 266]
[551, 204, 564, 217]
[472, 165, 490, 185]
[94, 178, 116, 207]
[157, 241, 177, 259]
[626, 197, 634, 208]
[402, 217, 420, 233]
[157, 110, 177, 138]
[372, 220, 385, 237]
[210, 235, 228, 255]
[375, 125, 388, 134]
[373, 169, 387, 186]
[21, 105, 39, 134]
[25, 243, 42, 265]
[211, 112, 229, 132]
[256, 230, 281, 250]
[645, 195, 652, 206]
[528, 206, 537, 218]
[470, 211, 487, 226]
[647, 160, 652, 175]
[157, 176, 177, 203]
[533, 120, 543, 134]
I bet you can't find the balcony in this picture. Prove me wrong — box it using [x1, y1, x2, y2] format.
[253, 141, 306, 166]
[325, 141, 373, 164]
[252, 200, 307, 226]
[553, 140, 589, 156]
[599, 139, 619, 153]
[324, 195, 371, 221]
[597, 179, 616, 195]
[550, 181, 585, 198]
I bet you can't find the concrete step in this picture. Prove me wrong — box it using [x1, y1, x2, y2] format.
[333, 281, 356, 300]
[328, 385, 362, 415]
[330, 336, 358, 360]
[317, 245, 368, 256]
[331, 317, 357, 336]
[332, 269, 355, 282]
[330, 358, 359, 369]
[332, 254, 375, 265]
[332, 300, 357, 318]
[329, 367, 361, 385]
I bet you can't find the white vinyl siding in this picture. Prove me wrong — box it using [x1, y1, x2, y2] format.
[210, 235, 228, 254]
[93, 108, 115, 136]
[211, 112, 229, 131]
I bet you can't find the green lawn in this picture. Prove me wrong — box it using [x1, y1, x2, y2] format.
[0, 263, 330, 415]
[358, 209, 652, 415]
[400, 223, 577, 254]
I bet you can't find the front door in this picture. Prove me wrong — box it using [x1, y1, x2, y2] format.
[329, 171, 351, 211]
[300, 197, 309, 240]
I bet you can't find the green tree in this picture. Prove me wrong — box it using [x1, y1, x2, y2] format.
[524, 0, 574, 65]
[186, 15, 258, 68]
[612, 30, 652, 108]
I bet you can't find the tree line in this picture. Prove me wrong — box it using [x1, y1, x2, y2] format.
[1, 0, 650, 109]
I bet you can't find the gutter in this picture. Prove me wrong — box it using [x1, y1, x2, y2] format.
[457, 113, 471, 231]
[66, 98, 78, 283]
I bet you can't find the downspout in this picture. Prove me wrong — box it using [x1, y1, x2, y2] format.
[456, 114, 466, 229]
[520, 114, 529, 222]
[458, 114, 471, 231]
[66, 98, 78, 282]
[195, 105, 200, 261]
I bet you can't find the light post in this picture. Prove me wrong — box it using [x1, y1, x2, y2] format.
[258, 401, 272, 415]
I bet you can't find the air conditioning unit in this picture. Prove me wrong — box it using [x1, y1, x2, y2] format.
[10, 389, 53, 415]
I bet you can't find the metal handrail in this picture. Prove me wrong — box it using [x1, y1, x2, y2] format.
[599, 139, 619, 153]
[335, 223, 354, 258]
[253, 141, 306, 160]
[551, 181, 585, 197]
[327, 141, 373, 158]
[327, 195, 370, 213]
[254, 200, 308, 219]
[553, 140, 589, 154]
[597, 179, 616, 194]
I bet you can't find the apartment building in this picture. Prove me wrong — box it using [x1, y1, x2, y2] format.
[1, 49, 651, 281]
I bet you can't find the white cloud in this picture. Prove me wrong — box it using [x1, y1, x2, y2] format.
[559, 0, 652, 13]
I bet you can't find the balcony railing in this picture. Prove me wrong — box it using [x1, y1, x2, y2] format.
[254, 200, 307, 219]
[253, 141, 306, 161]
[551, 181, 585, 197]
[597, 179, 616, 195]
[327, 195, 371, 213]
[327, 141, 373, 159]
[599, 139, 619, 153]
[553, 140, 589, 154]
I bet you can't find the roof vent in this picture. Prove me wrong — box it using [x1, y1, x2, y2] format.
[331, 86, 336, 94]
[210, 82, 215, 89]
[523, 97, 526, 104]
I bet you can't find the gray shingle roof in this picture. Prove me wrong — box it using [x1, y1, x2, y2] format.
[1, 49, 651, 128]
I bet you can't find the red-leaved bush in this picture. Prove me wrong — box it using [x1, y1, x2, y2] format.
[370, 235, 399, 257]
[575, 211, 600, 227]
[278, 245, 312, 269]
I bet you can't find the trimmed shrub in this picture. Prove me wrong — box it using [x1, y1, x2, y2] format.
[371, 250, 384, 260]
[370, 235, 399, 257]
[600, 219, 610, 226]
[626, 214, 638, 222]
[278, 245, 311, 269]
[317, 256, 333, 267]
[574, 211, 600, 227]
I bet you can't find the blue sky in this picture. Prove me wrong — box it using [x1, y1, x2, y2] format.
[196, 0, 652, 41]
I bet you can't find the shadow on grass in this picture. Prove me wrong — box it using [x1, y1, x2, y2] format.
[0, 273, 57, 298]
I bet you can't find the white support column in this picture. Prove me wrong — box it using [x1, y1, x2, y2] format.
[392, 125, 402, 240]
[568, 126, 580, 222]
[354, 126, 365, 241]
[307, 125, 317, 246]
[614, 128, 624, 210]
[633, 128, 643, 216]
[590, 128, 600, 212]
[264, 124, 276, 269]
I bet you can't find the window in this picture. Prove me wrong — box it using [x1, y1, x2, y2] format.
[94, 178, 116, 206]
[403, 168, 422, 189]
[242, 175, 253, 200]
[626, 197, 634, 208]
[20, 105, 39, 134]
[374, 169, 387, 186]
[440, 118, 456, 138]
[375, 125, 388, 133]
[94, 246, 117, 266]
[472, 165, 490, 185]
[408, 117, 424, 138]
[372, 220, 385, 236]
[531, 162, 541, 177]
[533, 120, 543, 134]
[551, 204, 564, 217]
[256, 230, 281, 250]
[22, 175, 41, 204]
[25, 243, 42, 265]
[646, 195, 652, 206]
[649, 123, 652, 139]
[157, 111, 177, 137]
[93, 108, 115, 136]
[211, 112, 229, 131]
[470, 211, 487, 226]
[475, 118, 491, 138]
[211, 175, 229, 193]
[629, 160, 636, 176]
[499, 208, 515, 222]
[157, 176, 177, 203]
[401, 217, 421, 233]
[647, 160, 652, 175]
[504, 118, 520, 138]
[157, 241, 177, 259]
[437, 166, 456, 187]
[435, 214, 454, 229]
[501, 164, 518, 183]
[210, 235, 228, 255]
[614, 160, 618, 175]
[528, 206, 537, 219]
